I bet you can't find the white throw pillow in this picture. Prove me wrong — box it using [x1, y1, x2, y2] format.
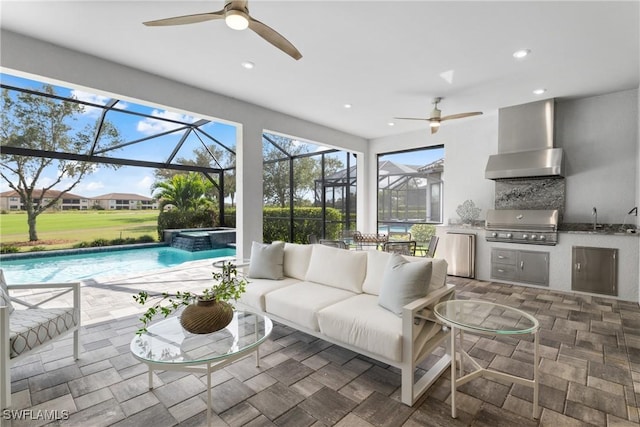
[248, 241, 285, 280]
[378, 253, 432, 315]
[0, 269, 14, 314]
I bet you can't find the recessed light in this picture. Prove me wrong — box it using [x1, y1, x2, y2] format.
[387, 122, 395, 127]
[241, 61, 255, 69]
[343, 103, 352, 109]
[513, 49, 531, 59]
[533, 88, 547, 95]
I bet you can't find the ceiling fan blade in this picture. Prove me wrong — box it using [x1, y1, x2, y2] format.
[248, 17, 302, 60]
[394, 117, 430, 121]
[440, 112, 483, 121]
[431, 126, 440, 134]
[143, 10, 224, 26]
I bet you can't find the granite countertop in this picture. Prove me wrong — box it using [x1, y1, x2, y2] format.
[559, 223, 638, 236]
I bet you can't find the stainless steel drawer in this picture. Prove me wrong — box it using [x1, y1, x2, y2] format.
[491, 263, 518, 280]
[492, 249, 517, 265]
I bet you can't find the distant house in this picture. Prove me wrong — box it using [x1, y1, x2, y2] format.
[0, 189, 90, 211]
[91, 193, 158, 210]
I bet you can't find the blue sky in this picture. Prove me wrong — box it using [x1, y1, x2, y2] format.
[0, 73, 237, 198]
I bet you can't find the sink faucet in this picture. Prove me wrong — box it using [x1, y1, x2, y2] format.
[592, 207, 598, 231]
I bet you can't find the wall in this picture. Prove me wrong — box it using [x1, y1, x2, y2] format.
[0, 30, 369, 259]
[556, 89, 639, 224]
[368, 112, 497, 230]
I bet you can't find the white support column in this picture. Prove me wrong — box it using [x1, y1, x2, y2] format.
[1, 306, 10, 410]
[236, 122, 265, 259]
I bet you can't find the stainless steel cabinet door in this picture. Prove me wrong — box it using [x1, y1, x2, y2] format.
[572, 246, 617, 296]
[518, 250, 549, 286]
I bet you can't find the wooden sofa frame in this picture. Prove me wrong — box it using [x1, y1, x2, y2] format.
[1, 280, 80, 410]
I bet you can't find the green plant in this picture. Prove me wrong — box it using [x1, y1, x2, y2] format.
[132, 262, 247, 334]
[29, 246, 46, 252]
[0, 243, 19, 254]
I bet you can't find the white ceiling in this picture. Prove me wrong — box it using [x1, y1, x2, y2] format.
[1, 0, 638, 140]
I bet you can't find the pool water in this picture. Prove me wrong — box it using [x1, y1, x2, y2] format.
[1, 246, 236, 284]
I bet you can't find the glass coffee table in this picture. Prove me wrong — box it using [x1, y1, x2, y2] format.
[130, 311, 272, 426]
[434, 300, 540, 419]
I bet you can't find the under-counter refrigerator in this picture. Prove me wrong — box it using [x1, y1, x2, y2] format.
[444, 232, 476, 278]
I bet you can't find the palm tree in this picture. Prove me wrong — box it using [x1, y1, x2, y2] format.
[152, 172, 213, 211]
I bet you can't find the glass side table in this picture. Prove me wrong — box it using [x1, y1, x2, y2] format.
[131, 311, 272, 426]
[434, 299, 540, 419]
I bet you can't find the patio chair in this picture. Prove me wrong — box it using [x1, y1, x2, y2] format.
[383, 240, 417, 256]
[1, 269, 80, 410]
[353, 231, 388, 250]
[307, 234, 319, 244]
[318, 239, 347, 249]
[426, 235, 439, 258]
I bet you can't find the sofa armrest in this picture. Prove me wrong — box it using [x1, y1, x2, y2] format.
[402, 283, 455, 322]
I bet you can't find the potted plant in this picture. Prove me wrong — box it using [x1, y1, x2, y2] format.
[133, 261, 247, 335]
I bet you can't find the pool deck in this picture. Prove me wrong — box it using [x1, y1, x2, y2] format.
[10, 258, 222, 326]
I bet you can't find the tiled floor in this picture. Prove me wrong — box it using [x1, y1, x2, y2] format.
[6, 261, 640, 426]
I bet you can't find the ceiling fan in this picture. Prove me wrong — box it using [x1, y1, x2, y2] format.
[143, 0, 302, 60]
[395, 97, 482, 134]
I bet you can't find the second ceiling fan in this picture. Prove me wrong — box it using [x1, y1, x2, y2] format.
[143, 0, 302, 60]
[396, 98, 482, 134]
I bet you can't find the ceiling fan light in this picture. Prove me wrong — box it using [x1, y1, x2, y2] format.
[430, 121, 440, 128]
[225, 10, 249, 30]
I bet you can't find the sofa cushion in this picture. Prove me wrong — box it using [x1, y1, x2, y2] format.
[248, 241, 285, 280]
[318, 294, 440, 362]
[0, 270, 14, 315]
[265, 282, 357, 331]
[305, 244, 367, 293]
[283, 243, 313, 280]
[362, 251, 447, 295]
[238, 277, 300, 311]
[9, 307, 78, 358]
[378, 253, 432, 315]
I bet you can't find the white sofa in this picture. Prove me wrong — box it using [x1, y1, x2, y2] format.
[237, 242, 455, 406]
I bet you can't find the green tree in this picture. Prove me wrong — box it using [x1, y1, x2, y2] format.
[0, 85, 122, 241]
[152, 172, 214, 211]
[154, 144, 236, 206]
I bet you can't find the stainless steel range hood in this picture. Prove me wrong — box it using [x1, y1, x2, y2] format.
[485, 99, 564, 180]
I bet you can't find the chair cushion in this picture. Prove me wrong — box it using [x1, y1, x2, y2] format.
[318, 294, 440, 362]
[238, 277, 300, 311]
[378, 253, 432, 315]
[283, 243, 313, 280]
[0, 270, 14, 315]
[305, 244, 367, 293]
[248, 241, 285, 280]
[9, 307, 79, 358]
[265, 282, 356, 331]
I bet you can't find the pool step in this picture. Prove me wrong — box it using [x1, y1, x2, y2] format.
[171, 236, 213, 252]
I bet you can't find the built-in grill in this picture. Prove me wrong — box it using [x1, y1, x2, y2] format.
[485, 209, 559, 246]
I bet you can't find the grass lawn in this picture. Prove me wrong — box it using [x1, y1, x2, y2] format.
[1, 210, 159, 251]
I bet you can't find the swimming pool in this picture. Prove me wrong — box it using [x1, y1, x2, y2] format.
[1, 246, 236, 284]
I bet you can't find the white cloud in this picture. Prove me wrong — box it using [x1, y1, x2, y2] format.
[70, 90, 128, 117]
[136, 175, 155, 193]
[137, 110, 197, 136]
[85, 181, 106, 191]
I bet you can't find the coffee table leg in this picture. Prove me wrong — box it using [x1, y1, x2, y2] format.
[533, 330, 539, 419]
[451, 326, 457, 418]
[207, 363, 212, 427]
[148, 365, 153, 390]
[255, 320, 260, 368]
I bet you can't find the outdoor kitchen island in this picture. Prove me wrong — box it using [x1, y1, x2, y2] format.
[436, 225, 639, 303]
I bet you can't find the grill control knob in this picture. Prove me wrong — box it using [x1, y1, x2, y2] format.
[531, 234, 537, 240]
[491, 232, 498, 238]
[522, 234, 528, 239]
[539, 235, 546, 241]
[506, 233, 513, 239]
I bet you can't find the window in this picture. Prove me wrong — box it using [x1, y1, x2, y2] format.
[377, 146, 444, 239]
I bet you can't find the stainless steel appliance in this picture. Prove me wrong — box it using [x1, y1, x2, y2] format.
[485, 209, 559, 245]
[444, 232, 476, 278]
